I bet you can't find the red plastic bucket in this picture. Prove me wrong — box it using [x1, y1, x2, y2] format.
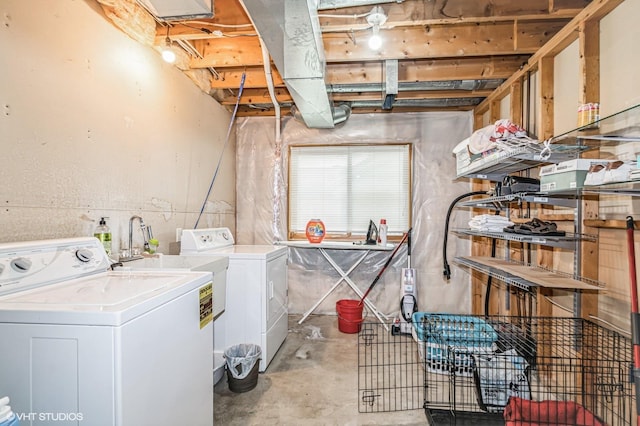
[336, 299, 364, 334]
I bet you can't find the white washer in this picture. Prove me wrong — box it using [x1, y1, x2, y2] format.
[180, 227, 288, 372]
[0, 238, 214, 426]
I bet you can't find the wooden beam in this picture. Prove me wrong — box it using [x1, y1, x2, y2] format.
[320, 0, 583, 25]
[585, 219, 640, 229]
[322, 20, 566, 62]
[208, 56, 529, 89]
[192, 37, 264, 68]
[191, 20, 566, 68]
[519, 57, 555, 314]
[158, 25, 255, 42]
[221, 88, 292, 105]
[319, 13, 579, 34]
[327, 56, 529, 84]
[475, 0, 624, 113]
[490, 99, 501, 123]
[578, 19, 601, 321]
[210, 67, 284, 89]
[236, 106, 293, 117]
[579, 20, 600, 104]
[537, 56, 554, 140]
[160, 0, 584, 44]
[473, 112, 484, 131]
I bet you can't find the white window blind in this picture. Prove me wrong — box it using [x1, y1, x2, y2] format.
[289, 144, 411, 236]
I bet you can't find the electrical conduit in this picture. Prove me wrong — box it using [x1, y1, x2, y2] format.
[258, 36, 284, 240]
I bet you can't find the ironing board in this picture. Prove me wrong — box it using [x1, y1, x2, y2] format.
[277, 241, 395, 329]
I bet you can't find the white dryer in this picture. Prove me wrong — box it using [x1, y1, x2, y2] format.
[180, 227, 288, 372]
[0, 238, 214, 426]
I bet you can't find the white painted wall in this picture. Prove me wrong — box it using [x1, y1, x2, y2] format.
[601, 0, 640, 116]
[499, 94, 511, 120]
[554, 39, 580, 135]
[0, 0, 235, 255]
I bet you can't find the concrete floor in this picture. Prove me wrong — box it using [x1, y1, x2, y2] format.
[214, 315, 429, 425]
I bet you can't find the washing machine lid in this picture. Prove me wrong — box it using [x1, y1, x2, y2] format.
[203, 245, 287, 260]
[0, 270, 212, 326]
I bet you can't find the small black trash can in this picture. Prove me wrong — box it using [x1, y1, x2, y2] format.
[224, 344, 262, 393]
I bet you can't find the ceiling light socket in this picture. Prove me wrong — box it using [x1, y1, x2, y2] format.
[366, 6, 387, 27]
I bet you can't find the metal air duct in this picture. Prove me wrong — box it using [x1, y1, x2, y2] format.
[137, 0, 213, 20]
[241, 0, 345, 128]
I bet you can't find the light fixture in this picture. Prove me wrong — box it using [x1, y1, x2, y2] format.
[161, 26, 176, 63]
[366, 6, 387, 51]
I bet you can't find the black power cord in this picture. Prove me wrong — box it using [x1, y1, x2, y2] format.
[442, 190, 489, 280]
[484, 212, 499, 318]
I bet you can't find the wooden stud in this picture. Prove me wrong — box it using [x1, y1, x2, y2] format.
[579, 20, 600, 104]
[537, 56, 554, 140]
[578, 19, 601, 321]
[510, 78, 524, 127]
[322, 21, 566, 63]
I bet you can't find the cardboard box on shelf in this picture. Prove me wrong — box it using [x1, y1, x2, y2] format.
[540, 159, 612, 192]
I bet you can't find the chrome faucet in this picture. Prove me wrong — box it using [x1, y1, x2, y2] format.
[129, 215, 145, 256]
[120, 215, 152, 262]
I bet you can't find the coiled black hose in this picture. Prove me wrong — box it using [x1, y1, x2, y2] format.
[442, 190, 489, 280]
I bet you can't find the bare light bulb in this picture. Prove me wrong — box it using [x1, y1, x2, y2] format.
[161, 37, 176, 63]
[366, 6, 386, 51]
[368, 25, 382, 50]
[162, 49, 176, 63]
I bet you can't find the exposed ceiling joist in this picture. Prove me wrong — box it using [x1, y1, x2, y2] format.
[96, 0, 592, 118]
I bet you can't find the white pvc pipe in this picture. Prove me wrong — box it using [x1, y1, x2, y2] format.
[259, 36, 281, 142]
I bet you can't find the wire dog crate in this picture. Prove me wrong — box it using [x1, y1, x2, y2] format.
[358, 315, 634, 425]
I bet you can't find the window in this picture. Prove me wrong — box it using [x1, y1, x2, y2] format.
[288, 143, 412, 239]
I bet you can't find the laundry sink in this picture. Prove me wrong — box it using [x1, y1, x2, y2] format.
[122, 254, 230, 385]
[124, 254, 228, 319]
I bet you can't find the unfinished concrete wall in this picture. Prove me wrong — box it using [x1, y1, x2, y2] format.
[0, 0, 235, 255]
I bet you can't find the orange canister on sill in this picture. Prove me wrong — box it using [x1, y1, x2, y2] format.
[305, 219, 326, 243]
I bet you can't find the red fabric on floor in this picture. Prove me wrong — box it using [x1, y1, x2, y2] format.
[503, 397, 605, 426]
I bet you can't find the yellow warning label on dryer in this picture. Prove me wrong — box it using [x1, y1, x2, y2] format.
[199, 282, 213, 329]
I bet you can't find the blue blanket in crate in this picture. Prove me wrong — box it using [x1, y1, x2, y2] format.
[412, 313, 498, 346]
[412, 313, 499, 375]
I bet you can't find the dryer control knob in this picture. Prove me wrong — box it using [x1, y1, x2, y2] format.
[75, 249, 94, 263]
[11, 257, 32, 273]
